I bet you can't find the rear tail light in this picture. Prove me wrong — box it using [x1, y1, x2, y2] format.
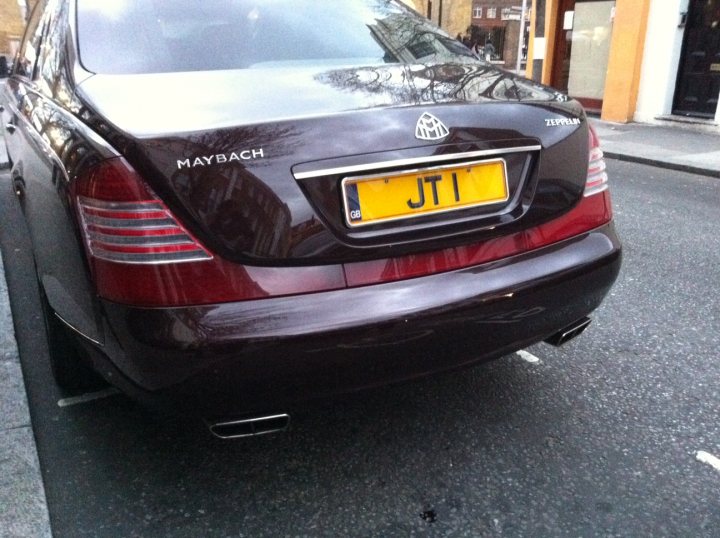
[76, 177, 212, 265]
[585, 124, 608, 196]
[72, 158, 345, 306]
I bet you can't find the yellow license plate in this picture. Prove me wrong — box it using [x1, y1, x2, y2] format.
[342, 159, 508, 227]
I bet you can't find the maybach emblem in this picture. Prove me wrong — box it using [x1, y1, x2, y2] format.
[415, 112, 449, 141]
[176, 148, 265, 170]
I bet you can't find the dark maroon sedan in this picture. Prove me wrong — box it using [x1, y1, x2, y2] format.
[1, 0, 619, 437]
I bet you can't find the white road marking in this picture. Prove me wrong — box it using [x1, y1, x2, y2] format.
[696, 451, 720, 473]
[516, 350, 541, 364]
[57, 387, 121, 408]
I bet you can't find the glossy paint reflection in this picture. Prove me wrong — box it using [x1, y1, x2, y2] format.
[345, 190, 612, 287]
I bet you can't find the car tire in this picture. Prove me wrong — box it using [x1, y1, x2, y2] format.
[38, 286, 104, 391]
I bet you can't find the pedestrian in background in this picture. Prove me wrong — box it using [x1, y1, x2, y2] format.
[483, 40, 496, 61]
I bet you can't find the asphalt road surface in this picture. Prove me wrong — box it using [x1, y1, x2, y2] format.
[1, 159, 719, 537]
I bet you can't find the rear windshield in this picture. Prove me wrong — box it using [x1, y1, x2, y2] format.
[77, 0, 477, 75]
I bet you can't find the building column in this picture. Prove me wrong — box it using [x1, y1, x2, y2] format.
[600, 0, 652, 123]
[526, 0, 554, 82]
[540, 0, 560, 85]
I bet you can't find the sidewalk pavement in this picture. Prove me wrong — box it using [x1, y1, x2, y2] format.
[0, 248, 52, 538]
[591, 118, 720, 179]
[0, 118, 717, 538]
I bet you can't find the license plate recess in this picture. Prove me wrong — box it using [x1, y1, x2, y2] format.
[342, 159, 509, 227]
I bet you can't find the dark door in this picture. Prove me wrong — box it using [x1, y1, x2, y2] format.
[673, 0, 720, 118]
[550, 0, 615, 113]
[550, 0, 577, 96]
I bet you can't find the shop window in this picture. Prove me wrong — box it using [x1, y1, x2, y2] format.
[502, 7, 518, 20]
[470, 25, 505, 61]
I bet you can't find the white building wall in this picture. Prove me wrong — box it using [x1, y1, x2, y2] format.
[634, 0, 689, 123]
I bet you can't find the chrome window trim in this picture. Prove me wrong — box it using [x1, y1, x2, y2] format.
[292, 145, 541, 180]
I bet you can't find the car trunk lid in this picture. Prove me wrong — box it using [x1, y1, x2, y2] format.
[75, 64, 589, 264]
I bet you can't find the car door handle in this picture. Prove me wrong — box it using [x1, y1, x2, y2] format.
[5, 122, 15, 134]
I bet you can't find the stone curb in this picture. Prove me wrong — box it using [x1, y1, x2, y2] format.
[0, 247, 53, 537]
[603, 151, 720, 179]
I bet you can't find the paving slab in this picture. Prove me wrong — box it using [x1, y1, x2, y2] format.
[0, 428, 52, 538]
[591, 118, 720, 178]
[0, 244, 52, 537]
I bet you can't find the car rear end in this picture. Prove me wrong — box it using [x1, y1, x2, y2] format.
[46, 0, 620, 421]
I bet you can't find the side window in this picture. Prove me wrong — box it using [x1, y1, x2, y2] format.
[14, 0, 48, 79]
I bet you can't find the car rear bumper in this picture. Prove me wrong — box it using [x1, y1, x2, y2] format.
[86, 223, 621, 417]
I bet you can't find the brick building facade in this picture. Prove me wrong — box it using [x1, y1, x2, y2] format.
[471, 1, 529, 68]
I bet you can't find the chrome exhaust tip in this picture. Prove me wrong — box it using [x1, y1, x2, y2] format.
[207, 413, 290, 439]
[544, 317, 592, 347]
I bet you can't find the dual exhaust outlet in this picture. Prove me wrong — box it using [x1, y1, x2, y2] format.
[208, 413, 290, 439]
[207, 318, 591, 439]
[544, 317, 592, 347]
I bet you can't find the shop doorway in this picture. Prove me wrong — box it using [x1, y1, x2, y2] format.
[673, 0, 720, 118]
[551, 0, 615, 113]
